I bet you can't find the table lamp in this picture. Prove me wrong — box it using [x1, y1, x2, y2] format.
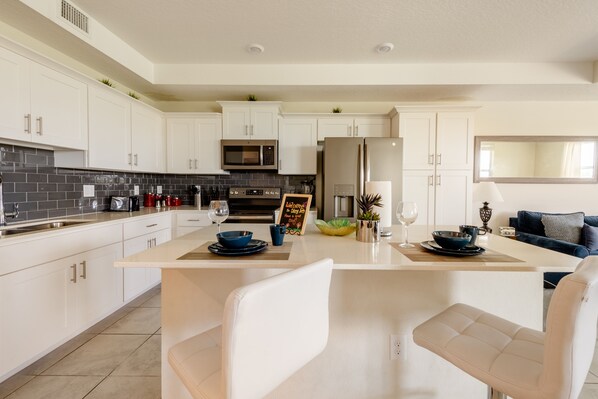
[473, 182, 503, 233]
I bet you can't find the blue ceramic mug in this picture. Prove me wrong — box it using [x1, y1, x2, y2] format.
[270, 224, 286, 246]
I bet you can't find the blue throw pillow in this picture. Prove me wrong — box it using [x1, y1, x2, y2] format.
[583, 223, 598, 250]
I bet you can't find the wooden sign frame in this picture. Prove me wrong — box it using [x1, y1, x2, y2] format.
[276, 194, 312, 235]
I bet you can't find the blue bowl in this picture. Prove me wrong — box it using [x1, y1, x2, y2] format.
[217, 231, 253, 249]
[432, 231, 471, 250]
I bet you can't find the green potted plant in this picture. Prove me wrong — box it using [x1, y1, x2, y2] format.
[355, 193, 383, 242]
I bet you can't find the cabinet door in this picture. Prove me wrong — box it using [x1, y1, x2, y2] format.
[30, 63, 87, 150]
[434, 170, 472, 227]
[402, 170, 435, 227]
[196, 117, 225, 173]
[436, 112, 473, 170]
[279, 118, 317, 175]
[222, 106, 251, 139]
[76, 243, 123, 327]
[166, 118, 196, 173]
[317, 117, 354, 140]
[354, 117, 390, 138]
[88, 86, 132, 170]
[123, 234, 152, 302]
[0, 257, 76, 376]
[398, 113, 436, 170]
[0, 47, 30, 143]
[147, 229, 171, 287]
[132, 102, 164, 172]
[250, 107, 278, 139]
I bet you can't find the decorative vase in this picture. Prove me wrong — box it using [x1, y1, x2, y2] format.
[356, 220, 380, 243]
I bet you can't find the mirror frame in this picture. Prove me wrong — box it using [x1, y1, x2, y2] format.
[474, 136, 598, 184]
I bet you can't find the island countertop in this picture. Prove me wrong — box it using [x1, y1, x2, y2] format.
[114, 224, 580, 272]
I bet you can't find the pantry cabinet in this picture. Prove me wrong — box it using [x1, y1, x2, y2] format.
[0, 46, 87, 150]
[392, 107, 476, 227]
[278, 117, 317, 175]
[317, 115, 390, 140]
[219, 101, 281, 139]
[166, 114, 225, 174]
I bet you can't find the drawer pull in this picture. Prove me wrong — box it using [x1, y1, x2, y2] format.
[146, 223, 158, 228]
[187, 219, 200, 222]
[70, 264, 77, 283]
[24, 114, 31, 134]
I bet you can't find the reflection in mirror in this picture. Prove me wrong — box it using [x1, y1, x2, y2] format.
[474, 136, 598, 183]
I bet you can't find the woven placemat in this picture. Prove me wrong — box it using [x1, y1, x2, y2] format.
[390, 242, 522, 263]
[178, 241, 292, 261]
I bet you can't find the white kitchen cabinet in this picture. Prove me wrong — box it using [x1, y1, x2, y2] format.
[87, 86, 164, 172]
[0, 241, 122, 377]
[317, 115, 390, 140]
[174, 211, 212, 238]
[219, 101, 281, 139]
[279, 117, 317, 175]
[123, 214, 172, 302]
[166, 115, 225, 174]
[393, 108, 475, 227]
[0, 46, 87, 150]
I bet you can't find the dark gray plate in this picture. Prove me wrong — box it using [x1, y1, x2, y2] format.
[208, 239, 268, 256]
[420, 241, 485, 257]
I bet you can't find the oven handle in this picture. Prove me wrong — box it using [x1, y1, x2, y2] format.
[226, 215, 274, 221]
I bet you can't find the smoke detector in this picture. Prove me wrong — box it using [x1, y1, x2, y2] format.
[247, 44, 265, 54]
[376, 43, 394, 54]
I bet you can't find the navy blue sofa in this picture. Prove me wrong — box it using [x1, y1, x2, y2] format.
[509, 210, 598, 287]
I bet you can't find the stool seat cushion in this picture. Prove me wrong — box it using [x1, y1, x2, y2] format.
[414, 303, 546, 397]
[168, 326, 223, 399]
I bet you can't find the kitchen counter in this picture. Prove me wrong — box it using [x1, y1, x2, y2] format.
[115, 224, 580, 399]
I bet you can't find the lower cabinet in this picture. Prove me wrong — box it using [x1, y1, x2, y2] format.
[174, 211, 211, 238]
[123, 227, 171, 302]
[0, 242, 122, 377]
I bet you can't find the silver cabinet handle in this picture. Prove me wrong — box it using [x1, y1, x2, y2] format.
[436, 175, 441, 186]
[79, 261, 87, 279]
[355, 125, 359, 136]
[195, 159, 198, 169]
[134, 154, 138, 166]
[147, 239, 151, 248]
[24, 114, 31, 134]
[428, 154, 435, 165]
[437, 153, 442, 165]
[70, 264, 77, 283]
[187, 219, 200, 222]
[146, 223, 158, 228]
[36, 116, 43, 135]
[188, 159, 192, 169]
[128, 153, 132, 165]
[347, 126, 351, 137]
[152, 238, 157, 247]
[245, 125, 249, 136]
[428, 175, 434, 186]
[250, 125, 254, 136]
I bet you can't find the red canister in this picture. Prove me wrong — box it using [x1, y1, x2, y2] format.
[165, 195, 172, 206]
[143, 193, 155, 207]
[173, 197, 182, 206]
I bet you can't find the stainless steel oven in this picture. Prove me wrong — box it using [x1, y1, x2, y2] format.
[221, 140, 278, 170]
[226, 187, 281, 224]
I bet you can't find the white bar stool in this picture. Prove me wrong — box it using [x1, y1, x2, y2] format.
[168, 258, 333, 399]
[413, 256, 598, 399]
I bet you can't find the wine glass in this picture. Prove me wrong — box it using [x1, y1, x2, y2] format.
[208, 200, 229, 233]
[397, 201, 418, 248]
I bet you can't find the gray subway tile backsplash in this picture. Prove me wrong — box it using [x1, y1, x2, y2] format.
[0, 143, 314, 222]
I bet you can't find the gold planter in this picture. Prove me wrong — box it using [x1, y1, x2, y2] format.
[356, 220, 380, 243]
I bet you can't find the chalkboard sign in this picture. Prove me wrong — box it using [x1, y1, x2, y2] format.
[276, 194, 312, 235]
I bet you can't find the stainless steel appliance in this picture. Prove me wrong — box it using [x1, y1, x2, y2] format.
[110, 196, 140, 212]
[221, 140, 278, 170]
[322, 137, 403, 223]
[226, 187, 281, 224]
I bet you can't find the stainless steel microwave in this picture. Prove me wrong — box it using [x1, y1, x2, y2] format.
[221, 140, 278, 170]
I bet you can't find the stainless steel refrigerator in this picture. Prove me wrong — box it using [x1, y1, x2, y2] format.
[321, 137, 403, 223]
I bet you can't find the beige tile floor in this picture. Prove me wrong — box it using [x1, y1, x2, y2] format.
[1, 286, 598, 398]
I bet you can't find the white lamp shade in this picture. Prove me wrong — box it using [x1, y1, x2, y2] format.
[473, 182, 504, 203]
[365, 181, 392, 229]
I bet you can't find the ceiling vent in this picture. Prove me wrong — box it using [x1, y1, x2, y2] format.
[60, 0, 89, 34]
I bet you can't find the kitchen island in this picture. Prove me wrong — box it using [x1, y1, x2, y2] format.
[115, 224, 580, 399]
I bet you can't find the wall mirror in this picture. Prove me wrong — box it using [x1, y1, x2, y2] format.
[474, 136, 598, 183]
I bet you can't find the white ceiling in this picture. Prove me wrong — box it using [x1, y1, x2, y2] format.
[2, 0, 598, 102]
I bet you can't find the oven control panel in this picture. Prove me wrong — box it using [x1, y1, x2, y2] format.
[229, 187, 281, 199]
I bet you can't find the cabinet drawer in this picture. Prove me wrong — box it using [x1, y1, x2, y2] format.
[123, 214, 171, 240]
[176, 212, 211, 227]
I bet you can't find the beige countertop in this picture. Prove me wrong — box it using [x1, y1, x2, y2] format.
[115, 224, 581, 272]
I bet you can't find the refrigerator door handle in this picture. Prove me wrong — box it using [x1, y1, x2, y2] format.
[358, 144, 364, 196]
[364, 142, 371, 182]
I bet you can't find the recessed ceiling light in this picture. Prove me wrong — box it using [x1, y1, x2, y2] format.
[376, 43, 394, 54]
[247, 44, 265, 54]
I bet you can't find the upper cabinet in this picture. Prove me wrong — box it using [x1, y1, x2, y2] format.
[87, 86, 164, 172]
[317, 115, 390, 140]
[0, 46, 87, 150]
[166, 114, 226, 174]
[218, 101, 281, 139]
[279, 117, 317, 175]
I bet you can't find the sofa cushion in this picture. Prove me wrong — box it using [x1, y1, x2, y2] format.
[583, 224, 598, 251]
[517, 211, 548, 235]
[541, 212, 585, 244]
[584, 216, 598, 228]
